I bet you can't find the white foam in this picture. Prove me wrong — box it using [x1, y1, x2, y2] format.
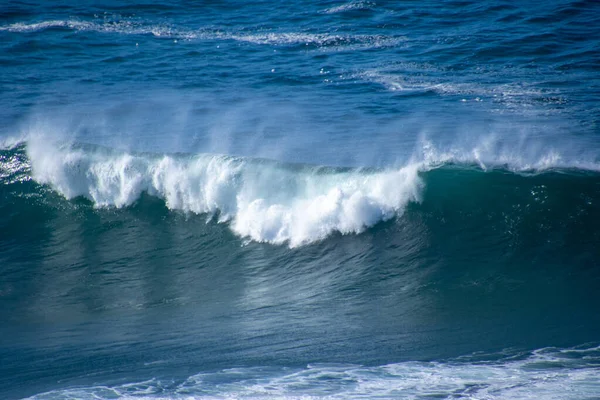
[226, 32, 395, 48]
[0, 20, 92, 32]
[26, 138, 423, 247]
[358, 70, 437, 92]
[24, 346, 600, 399]
[357, 69, 566, 111]
[322, 1, 376, 14]
[0, 19, 400, 49]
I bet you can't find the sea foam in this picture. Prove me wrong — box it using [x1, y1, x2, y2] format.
[0, 18, 400, 49]
[23, 345, 600, 399]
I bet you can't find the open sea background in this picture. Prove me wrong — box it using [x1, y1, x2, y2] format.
[1, 0, 600, 398]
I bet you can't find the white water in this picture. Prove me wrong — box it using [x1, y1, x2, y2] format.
[24, 346, 600, 399]
[27, 138, 423, 247]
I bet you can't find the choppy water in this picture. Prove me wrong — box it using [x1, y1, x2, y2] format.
[1, 1, 600, 399]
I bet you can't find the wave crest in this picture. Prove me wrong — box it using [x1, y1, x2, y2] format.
[27, 140, 422, 246]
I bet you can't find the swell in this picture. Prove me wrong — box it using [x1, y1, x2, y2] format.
[1, 140, 599, 248]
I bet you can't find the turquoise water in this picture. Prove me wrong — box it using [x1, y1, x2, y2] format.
[1, 1, 600, 398]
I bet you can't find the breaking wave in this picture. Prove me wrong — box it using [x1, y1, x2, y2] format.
[0, 135, 596, 248]
[23, 139, 422, 247]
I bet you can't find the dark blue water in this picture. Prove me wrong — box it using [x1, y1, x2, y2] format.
[1, 1, 600, 398]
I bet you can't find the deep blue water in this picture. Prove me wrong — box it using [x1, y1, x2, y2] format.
[1, 1, 600, 398]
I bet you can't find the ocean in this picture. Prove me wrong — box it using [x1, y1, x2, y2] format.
[1, 0, 600, 398]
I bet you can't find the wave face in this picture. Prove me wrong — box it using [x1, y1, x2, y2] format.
[2, 142, 600, 400]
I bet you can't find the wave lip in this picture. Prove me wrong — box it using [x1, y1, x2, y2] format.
[26, 140, 423, 247]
